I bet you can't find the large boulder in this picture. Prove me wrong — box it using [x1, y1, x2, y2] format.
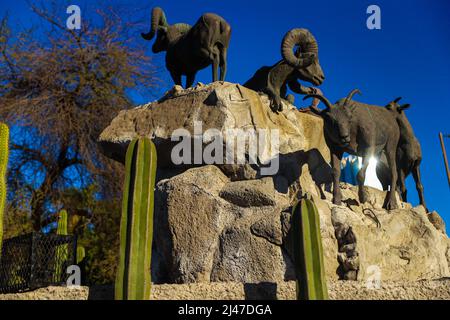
[152, 165, 450, 284]
[152, 165, 333, 283]
[328, 186, 450, 281]
[99, 81, 332, 196]
[99, 81, 330, 162]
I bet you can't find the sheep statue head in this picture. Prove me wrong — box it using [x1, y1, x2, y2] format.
[244, 28, 325, 112]
[281, 28, 325, 87]
[141, 7, 191, 54]
[306, 89, 361, 149]
[385, 97, 411, 114]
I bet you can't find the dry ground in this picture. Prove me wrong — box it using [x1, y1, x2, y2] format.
[1, 279, 450, 300]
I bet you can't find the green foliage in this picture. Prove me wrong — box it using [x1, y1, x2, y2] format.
[3, 204, 33, 239]
[115, 137, 157, 300]
[291, 198, 328, 300]
[49, 184, 122, 285]
[0, 123, 9, 257]
[81, 199, 121, 285]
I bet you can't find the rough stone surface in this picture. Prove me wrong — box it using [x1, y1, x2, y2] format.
[153, 165, 294, 284]
[329, 193, 450, 281]
[2, 280, 450, 300]
[98, 81, 450, 287]
[99, 81, 330, 160]
[219, 178, 276, 207]
[153, 163, 450, 284]
[99, 81, 332, 196]
[428, 211, 446, 235]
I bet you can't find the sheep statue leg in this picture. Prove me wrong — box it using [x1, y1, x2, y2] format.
[331, 150, 343, 205]
[398, 169, 407, 202]
[264, 86, 283, 112]
[385, 144, 399, 210]
[357, 154, 371, 204]
[219, 47, 227, 81]
[412, 162, 427, 211]
[170, 70, 183, 87]
[186, 73, 196, 88]
[211, 48, 220, 82]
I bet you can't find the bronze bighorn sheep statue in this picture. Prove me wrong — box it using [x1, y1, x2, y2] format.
[375, 98, 427, 210]
[304, 89, 400, 210]
[244, 28, 325, 112]
[142, 7, 231, 88]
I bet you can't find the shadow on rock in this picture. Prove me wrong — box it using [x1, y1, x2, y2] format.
[243, 282, 278, 300]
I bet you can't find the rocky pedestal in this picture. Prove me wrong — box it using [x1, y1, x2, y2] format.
[99, 82, 450, 285]
[152, 165, 450, 283]
[99, 81, 332, 196]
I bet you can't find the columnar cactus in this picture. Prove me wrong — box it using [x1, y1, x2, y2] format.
[56, 210, 86, 281]
[55, 209, 69, 279]
[291, 198, 328, 300]
[0, 123, 8, 257]
[115, 137, 157, 300]
[57, 209, 68, 236]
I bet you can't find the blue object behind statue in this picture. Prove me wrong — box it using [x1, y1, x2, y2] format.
[340, 156, 359, 185]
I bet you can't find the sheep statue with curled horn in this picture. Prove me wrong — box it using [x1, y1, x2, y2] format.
[244, 28, 325, 112]
[141, 7, 231, 88]
[303, 89, 401, 210]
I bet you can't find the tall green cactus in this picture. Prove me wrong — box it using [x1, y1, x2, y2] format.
[57, 209, 68, 236]
[0, 123, 9, 257]
[55, 209, 69, 279]
[115, 137, 157, 300]
[291, 198, 328, 300]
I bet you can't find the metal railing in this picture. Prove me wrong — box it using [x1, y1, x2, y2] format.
[0, 232, 77, 294]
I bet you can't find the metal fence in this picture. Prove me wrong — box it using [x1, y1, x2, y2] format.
[0, 232, 77, 294]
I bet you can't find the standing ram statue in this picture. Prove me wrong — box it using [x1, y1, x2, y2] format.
[141, 7, 231, 88]
[244, 28, 325, 112]
[303, 89, 401, 210]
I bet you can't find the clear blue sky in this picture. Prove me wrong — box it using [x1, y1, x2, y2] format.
[1, 0, 449, 227]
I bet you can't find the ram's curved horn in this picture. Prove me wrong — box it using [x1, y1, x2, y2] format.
[303, 94, 334, 110]
[281, 28, 318, 68]
[344, 89, 361, 105]
[399, 103, 411, 111]
[141, 7, 168, 41]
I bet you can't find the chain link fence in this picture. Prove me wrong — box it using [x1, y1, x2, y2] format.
[0, 232, 77, 294]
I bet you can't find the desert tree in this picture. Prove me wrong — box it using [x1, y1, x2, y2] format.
[0, 2, 160, 230]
